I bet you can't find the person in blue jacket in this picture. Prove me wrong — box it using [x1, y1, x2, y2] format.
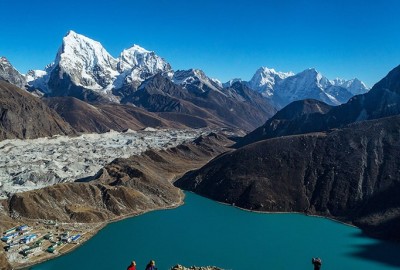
[145, 260, 156, 270]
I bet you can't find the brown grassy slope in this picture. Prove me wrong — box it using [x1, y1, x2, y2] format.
[0, 81, 75, 141]
[44, 96, 186, 133]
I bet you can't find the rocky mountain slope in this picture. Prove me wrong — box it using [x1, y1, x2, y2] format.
[121, 73, 276, 131]
[44, 96, 185, 132]
[237, 64, 400, 148]
[176, 116, 400, 240]
[0, 81, 75, 141]
[0, 57, 26, 89]
[175, 64, 400, 241]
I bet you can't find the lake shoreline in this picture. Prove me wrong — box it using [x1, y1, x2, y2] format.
[16, 190, 186, 270]
[26, 192, 400, 270]
[185, 191, 358, 229]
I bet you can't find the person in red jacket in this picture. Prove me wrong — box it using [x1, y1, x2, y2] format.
[127, 261, 136, 270]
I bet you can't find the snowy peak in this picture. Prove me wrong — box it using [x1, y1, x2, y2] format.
[248, 67, 294, 97]
[245, 66, 369, 107]
[56, 30, 119, 90]
[295, 68, 331, 89]
[273, 68, 353, 106]
[118, 44, 171, 73]
[27, 30, 173, 99]
[116, 44, 172, 88]
[331, 77, 369, 95]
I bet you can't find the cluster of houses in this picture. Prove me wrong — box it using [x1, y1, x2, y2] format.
[46, 232, 81, 253]
[60, 232, 81, 244]
[2, 225, 82, 257]
[1, 225, 30, 244]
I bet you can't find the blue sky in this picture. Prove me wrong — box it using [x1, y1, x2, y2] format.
[1, 0, 399, 87]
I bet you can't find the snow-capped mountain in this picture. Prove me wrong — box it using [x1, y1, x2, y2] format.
[27, 31, 119, 98]
[56, 30, 119, 91]
[247, 67, 294, 97]
[115, 44, 172, 89]
[240, 67, 368, 107]
[14, 30, 369, 110]
[331, 78, 369, 95]
[28, 31, 172, 102]
[273, 68, 352, 106]
[0, 57, 26, 89]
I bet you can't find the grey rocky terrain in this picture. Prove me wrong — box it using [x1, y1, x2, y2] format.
[0, 128, 210, 199]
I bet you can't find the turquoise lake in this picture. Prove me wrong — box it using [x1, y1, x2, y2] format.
[31, 192, 400, 270]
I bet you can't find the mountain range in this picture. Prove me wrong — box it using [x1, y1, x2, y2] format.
[19, 31, 368, 106]
[0, 30, 370, 136]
